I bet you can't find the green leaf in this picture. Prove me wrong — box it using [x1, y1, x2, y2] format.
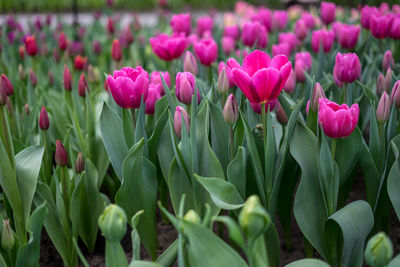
[15, 145, 44, 227]
[359, 142, 380, 207]
[129, 261, 163, 267]
[285, 259, 330, 267]
[195, 174, 244, 210]
[387, 142, 400, 220]
[155, 240, 178, 267]
[214, 216, 246, 249]
[209, 101, 230, 171]
[100, 102, 128, 180]
[325, 200, 374, 267]
[227, 146, 247, 198]
[388, 255, 400, 267]
[116, 138, 158, 259]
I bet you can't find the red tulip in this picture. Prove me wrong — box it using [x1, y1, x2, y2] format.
[63, 65, 72, 91]
[58, 32, 68, 51]
[25, 36, 38, 56]
[111, 39, 122, 62]
[74, 55, 87, 70]
[78, 74, 89, 97]
[55, 140, 68, 167]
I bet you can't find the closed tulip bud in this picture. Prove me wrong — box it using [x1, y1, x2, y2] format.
[223, 94, 239, 125]
[294, 19, 308, 41]
[74, 55, 87, 71]
[333, 52, 361, 84]
[53, 48, 60, 62]
[376, 92, 390, 123]
[183, 210, 201, 224]
[55, 140, 68, 167]
[217, 67, 229, 94]
[294, 60, 306, 83]
[0, 74, 13, 95]
[221, 36, 235, 55]
[18, 46, 25, 60]
[183, 51, 198, 75]
[98, 204, 127, 243]
[384, 68, 392, 93]
[78, 74, 89, 97]
[18, 64, 25, 81]
[39, 106, 49, 130]
[1, 220, 15, 251]
[382, 50, 394, 72]
[377, 73, 384, 95]
[239, 195, 270, 239]
[276, 102, 288, 125]
[365, 232, 393, 267]
[29, 69, 37, 87]
[58, 32, 68, 51]
[176, 72, 200, 104]
[111, 39, 122, 62]
[390, 81, 400, 109]
[75, 152, 85, 173]
[174, 106, 190, 138]
[24, 104, 30, 115]
[107, 17, 115, 35]
[311, 83, 326, 112]
[63, 65, 72, 91]
[25, 36, 38, 56]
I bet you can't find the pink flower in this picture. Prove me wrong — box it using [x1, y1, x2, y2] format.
[333, 52, 361, 84]
[227, 50, 292, 104]
[241, 21, 268, 49]
[170, 13, 191, 36]
[272, 11, 288, 31]
[278, 32, 298, 53]
[295, 19, 308, 41]
[106, 66, 149, 109]
[175, 72, 201, 104]
[295, 52, 312, 71]
[311, 30, 335, 53]
[111, 39, 122, 62]
[193, 38, 218, 66]
[150, 71, 170, 93]
[370, 13, 392, 39]
[360, 6, 378, 29]
[390, 16, 400, 39]
[218, 62, 234, 88]
[25, 36, 38, 56]
[318, 98, 359, 138]
[39, 106, 49, 130]
[183, 51, 198, 75]
[272, 43, 290, 58]
[283, 68, 296, 94]
[382, 50, 394, 72]
[63, 65, 72, 91]
[251, 7, 272, 32]
[149, 33, 188, 61]
[174, 106, 190, 138]
[301, 12, 315, 29]
[249, 99, 277, 114]
[196, 16, 213, 37]
[58, 32, 68, 51]
[222, 36, 235, 55]
[335, 23, 360, 49]
[320, 1, 336, 25]
[223, 25, 240, 40]
[145, 84, 162, 115]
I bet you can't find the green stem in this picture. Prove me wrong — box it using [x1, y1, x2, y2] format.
[342, 83, 347, 104]
[304, 237, 314, 258]
[331, 139, 337, 162]
[131, 109, 136, 132]
[229, 125, 235, 161]
[261, 103, 270, 205]
[0, 107, 14, 168]
[43, 133, 50, 184]
[61, 167, 69, 219]
[208, 66, 213, 84]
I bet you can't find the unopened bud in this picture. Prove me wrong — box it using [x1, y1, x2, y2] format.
[78, 73, 89, 97]
[377, 73, 384, 95]
[376, 91, 390, 123]
[29, 69, 37, 87]
[1, 74, 13, 95]
[223, 93, 239, 125]
[18, 64, 25, 81]
[390, 81, 400, 109]
[183, 51, 198, 75]
[217, 67, 229, 94]
[63, 65, 72, 91]
[183, 210, 201, 224]
[98, 204, 127, 243]
[284, 69, 296, 94]
[0, 84, 7, 106]
[276, 101, 288, 125]
[1, 220, 15, 250]
[382, 50, 394, 72]
[55, 140, 68, 167]
[39, 106, 49, 130]
[111, 39, 122, 62]
[24, 103, 30, 115]
[75, 152, 85, 173]
[239, 195, 270, 239]
[384, 68, 392, 93]
[311, 83, 326, 112]
[174, 106, 190, 139]
[365, 232, 393, 267]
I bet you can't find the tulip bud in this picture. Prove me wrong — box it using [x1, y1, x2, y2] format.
[390, 81, 400, 109]
[78, 74, 89, 97]
[223, 94, 239, 125]
[93, 40, 102, 54]
[98, 204, 127, 243]
[239, 195, 270, 239]
[0, 74, 13, 96]
[183, 51, 198, 75]
[75, 152, 85, 173]
[53, 48, 60, 62]
[58, 32, 68, 51]
[111, 39, 122, 62]
[18, 64, 25, 81]
[1, 220, 15, 250]
[55, 140, 68, 167]
[365, 232, 393, 267]
[376, 91, 390, 123]
[175, 72, 198, 104]
[183, 210, 201, 224]
[18, 46, 25, 60]
[25, 36, 38, 56]
[383, 68, 392, 93]
[174, 106, 190, 138]
[29, 69, 37, 87]
[377, 73, 384, 95]
[217, 67, 229, 94]
[63, 65, 72, 91]
[24, 104, 30, 115]
[276, 102, 288, 125]
[382, 50, 394, 72]
[48, 70, 54, 86]
[311, 83, 326, 112]
[283, 69, 296, 94]
[39, 106, 49, 130]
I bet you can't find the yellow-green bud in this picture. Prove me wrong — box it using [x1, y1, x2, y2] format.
[1, 220, 15, 250]
[98, 204, 127, 243]
[238, 195, 270, 239]
[364, 232, 393, 267]
[183, 210, 201, 224]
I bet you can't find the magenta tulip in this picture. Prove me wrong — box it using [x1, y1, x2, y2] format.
[361, 6, 378, 29]
[58, 32, 68, 51]
[241, 21, 268, 49]
[320, 1, 336, 25]
[318, 98, 359, 138]
[218, 62, 234, 88]
[39, 106, 49, 130]
[25, 36, 38, 56]
[272, 43, 290, 58]
[222, 36, 235, 55]
[175, 72, 200, 104]
[183, 51, 198, 75]
[370, 13, 392, 39]
[63, 65, 72, 91]
[272, 11, 288, 31]
[227, 50, 292, 104]
[149, 33, 188, 61]
[223, 94, 239, 125]
[294, 19, 308, 41]
[196, 16, 213, 37]
[55, 140, 68, 167]
[278, 32, 298, 53]
[335, 23, 360, 49]
[111, 39, 122, 62]
[145, 84, 162, 115]
[78, 74, 89, 97]
[301, 12, 315, 29]
[390, 16, 400, 39]
[150, 71, 170, 93]
[295, 52, 312, 72]
[174, 106, 190, 138]
[106, 66, 149, 109]
[390, 81, 400, 109]
[251, 7, 272, 32]
[333, 52, 361, 84]
[0, 74, 13, 96]
[283, 68, 296, 94]
[311, 30, 335, 53]
[223, 25, 240, 40]
[382, 50, 394, 72]
[193, 38, 218, 66]
[170, 14, 191, 36]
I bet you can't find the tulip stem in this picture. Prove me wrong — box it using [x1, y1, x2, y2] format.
[61, 166, 69, 218]
[229, 125, 235, 161]
[208, 66, 213, 84]
[43, 133, 50, 184]
[131, 109, 136, 131]
[331, 138, 337, 162]
[0, 106, 14, 168]
[342, 83, 347, 104]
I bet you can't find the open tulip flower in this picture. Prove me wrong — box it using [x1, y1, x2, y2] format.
[149, 33, 188, 61]
[227, 50, 292, 104]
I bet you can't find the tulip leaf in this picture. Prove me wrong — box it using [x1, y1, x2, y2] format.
[388, 255, 400, 267]
[290, 121, 327, 258]
[128, 261, 163, 267]
[387, 141, 400, 220]
[15, 145, 44, 228]
[180, 220, 248, 267]
[227, 146, 247, 198]
[214, 216, 246, 249]
[122, 108, 135, 148]
[16, 202, 47, 267]
[209, 101, 230, 171]
[285, 259, 330, 267]
[359, 141, 380, 207]
[157, 123, 175, 182]
[369, 107, 384, 173]
[100, 102, 128, 180]
[195, 174, 244, 210]
[134, 99, 148, 154]
[116, 138, 159, 259]
[325, 200, 374, 267]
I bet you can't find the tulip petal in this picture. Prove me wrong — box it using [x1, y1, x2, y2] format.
[230, 68, 259, 103]
[252, 68, 281, 102]
[270, 55, 289, 70]
[242, 50, 271, 76]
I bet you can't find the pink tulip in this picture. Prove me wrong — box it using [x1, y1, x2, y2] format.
[0, 74, 13, 96]
[295, 52, 312, 71]
[272, 43, 290, 58]
[227, 50, 292, 104]
[223, 25, 240, 40]
[149, 33, 188, 61]
[196, 16, 213, 37]
[301, 12, 315, 29]
[175, 72, 201, 104]
[390, 16, 400, 39]
[58, 32, 68, 51]
[370, 13, 392, 39]
[111, 39, 122, 62]
[55, 140, 68, 167]
[170, 14, 191, 36]
[218, 62, 234, 88]
[272, 11, 288, 31]
[39, 106, 49, 130]
[390, 81, 400, 109]
[251, 7, 272, 32]
[320, 1, 336, 25]
[249, 99, 277, 114]
[241, 21, 268, 49]
[223, 94, 239, 124]
[295, 19, 308, 41]
[283, 68, 296, 94]
[78, 74, 89, 97]
[333, 52, 361, 84]
[174, 106, 190, 138]
[193, 38, 218, 66]
[376, 91, 390, 123]
[382, 50, 394, 72]
[278, 32, 298, 53]
[93, 40, 102, 54]
[318, 98, 359, 138]
[309, 83, 326, 112]
[360, 6, 378, 29]
[106, 66, 149, 109]
[145, 84, 162, 115]
[311, 30, 335, 53]
[335, 23, 360, 49]
[150, 71, 170, 93]
[294, 61, 307, 82]
[379, 2, 390, 14]
[222, 36, 235, 55]
[107, 17, 114, 35]
[183, 51, 198, 75]
[63, 65, 72, 91]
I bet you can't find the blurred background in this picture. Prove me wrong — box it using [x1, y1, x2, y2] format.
[1, 0, 398, 13]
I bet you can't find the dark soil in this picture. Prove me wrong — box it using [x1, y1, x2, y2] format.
[39, 173, 400, 267]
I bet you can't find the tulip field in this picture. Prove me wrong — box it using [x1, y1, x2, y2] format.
[2, 1, 400, 266]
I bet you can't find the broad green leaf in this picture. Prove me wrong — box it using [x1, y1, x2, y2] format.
[227, 146, 247, 198]
[359, 142, 380, 207]
[15, 145, 44, 227]
[129, 261, 163, 267]
[388, 255, 400, 267]
[214, 216, 246, 249]
[285, 259, 330, 267]
[209, 101, 230, 171]
[195, 174, 244, 210]
[157, 124, 175, 182]
[387, 142, 400, 220]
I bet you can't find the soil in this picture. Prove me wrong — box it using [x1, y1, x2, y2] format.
[39, 174, 400, 267]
